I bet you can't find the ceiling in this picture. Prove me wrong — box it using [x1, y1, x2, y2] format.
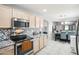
[5, 4, 79, 22]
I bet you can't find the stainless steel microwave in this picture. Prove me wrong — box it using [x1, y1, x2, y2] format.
[11, 18, 29, 27]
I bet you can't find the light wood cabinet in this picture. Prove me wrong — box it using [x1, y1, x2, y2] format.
[33, 38, 40, 53]
[0, 45, 14, 55]
[40, 18, 44, 29]
[23, 12, 30, 20]
[39, 36, 44, 49]
[13, 8, 24, 19]
[35, 16, 44, 29]
[44, 35, 48, 46]
[35, 16, 40, 28]
[0, 5, 12, 28]
[13, 8, 29, 20]
[29, 16, 36, 28]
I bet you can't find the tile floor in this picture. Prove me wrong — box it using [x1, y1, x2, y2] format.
[36, 39, 76, 55]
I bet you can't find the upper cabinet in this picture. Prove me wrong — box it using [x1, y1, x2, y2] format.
[35, 16, 40, 28]
[24, 12, 30, 20]
[29, 16, 36, 28]
[13, 8, 24, 19]
[0, 5, 45, 28]
[29, 16, 44, 29]
[13, 8, 29, 20]
[40, 17, 44, 29]
[0, 5, 12, 28]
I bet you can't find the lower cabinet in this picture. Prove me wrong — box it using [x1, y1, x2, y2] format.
[44, 35, 48, 46]
[39, 36, 44, 49]
[33, 38, 40, 53]
[33, 35, 48, 54]
[0, 45, 14, 55]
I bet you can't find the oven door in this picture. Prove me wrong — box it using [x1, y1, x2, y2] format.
[17, 40, 33, 55]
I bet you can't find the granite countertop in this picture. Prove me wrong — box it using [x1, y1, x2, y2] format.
[0, 33, 48, 49]
[26, 33, 48, 41]
[0, 40, 14, 49]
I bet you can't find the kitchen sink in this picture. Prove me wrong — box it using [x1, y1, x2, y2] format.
[10, 35, 27, 42]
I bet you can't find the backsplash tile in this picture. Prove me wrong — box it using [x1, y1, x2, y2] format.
[0, 29, 15, 48]
[0, 29, 11, 41]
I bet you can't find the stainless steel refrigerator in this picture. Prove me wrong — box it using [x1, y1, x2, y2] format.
[76, 20, 79, 55]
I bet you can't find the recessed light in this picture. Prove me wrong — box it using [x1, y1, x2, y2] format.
[61, 22, 64, 24]
[43, 9, 47, 12]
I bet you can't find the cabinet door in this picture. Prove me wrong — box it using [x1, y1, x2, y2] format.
[23, 12, 30, 20]
[0, 45, 14, 55]
[13, 8, 30, 20]
[29, 16, 36, 28]
[44, 35, 48, 46]
[33, 38, 40, 53]
[39, 36, 44, 49]
[35, 16, 40, 28]
[13, 8, 24, 19]
[40, 19, 44, 29]
[0, 5, 12, 28]
[3, 49, 14, 55]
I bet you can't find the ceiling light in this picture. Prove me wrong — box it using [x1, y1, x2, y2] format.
[61, 22, 64, 24]
[43, 9, 47, 12]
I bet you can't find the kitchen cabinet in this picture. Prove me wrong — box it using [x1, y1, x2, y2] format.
[44, 35, 48, 46]
[30, 16, 44, 28]
[29, 16, 36, 28]
[0, 5, 12, 28]
[24, 12, 30, 20]
[13, 8, 24, 19]
[0, 45, 14, 55]
[21, 40, 32, 53]
[13, 8, 29, 20]
[40, 18, 44, 29]
[35, 16, 40, 28]
[33, 38, 40, 53]
[39, 36, 44, 49]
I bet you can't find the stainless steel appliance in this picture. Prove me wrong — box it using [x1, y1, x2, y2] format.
[76, 20, 79, 55]
[11, 18, 29, 27]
